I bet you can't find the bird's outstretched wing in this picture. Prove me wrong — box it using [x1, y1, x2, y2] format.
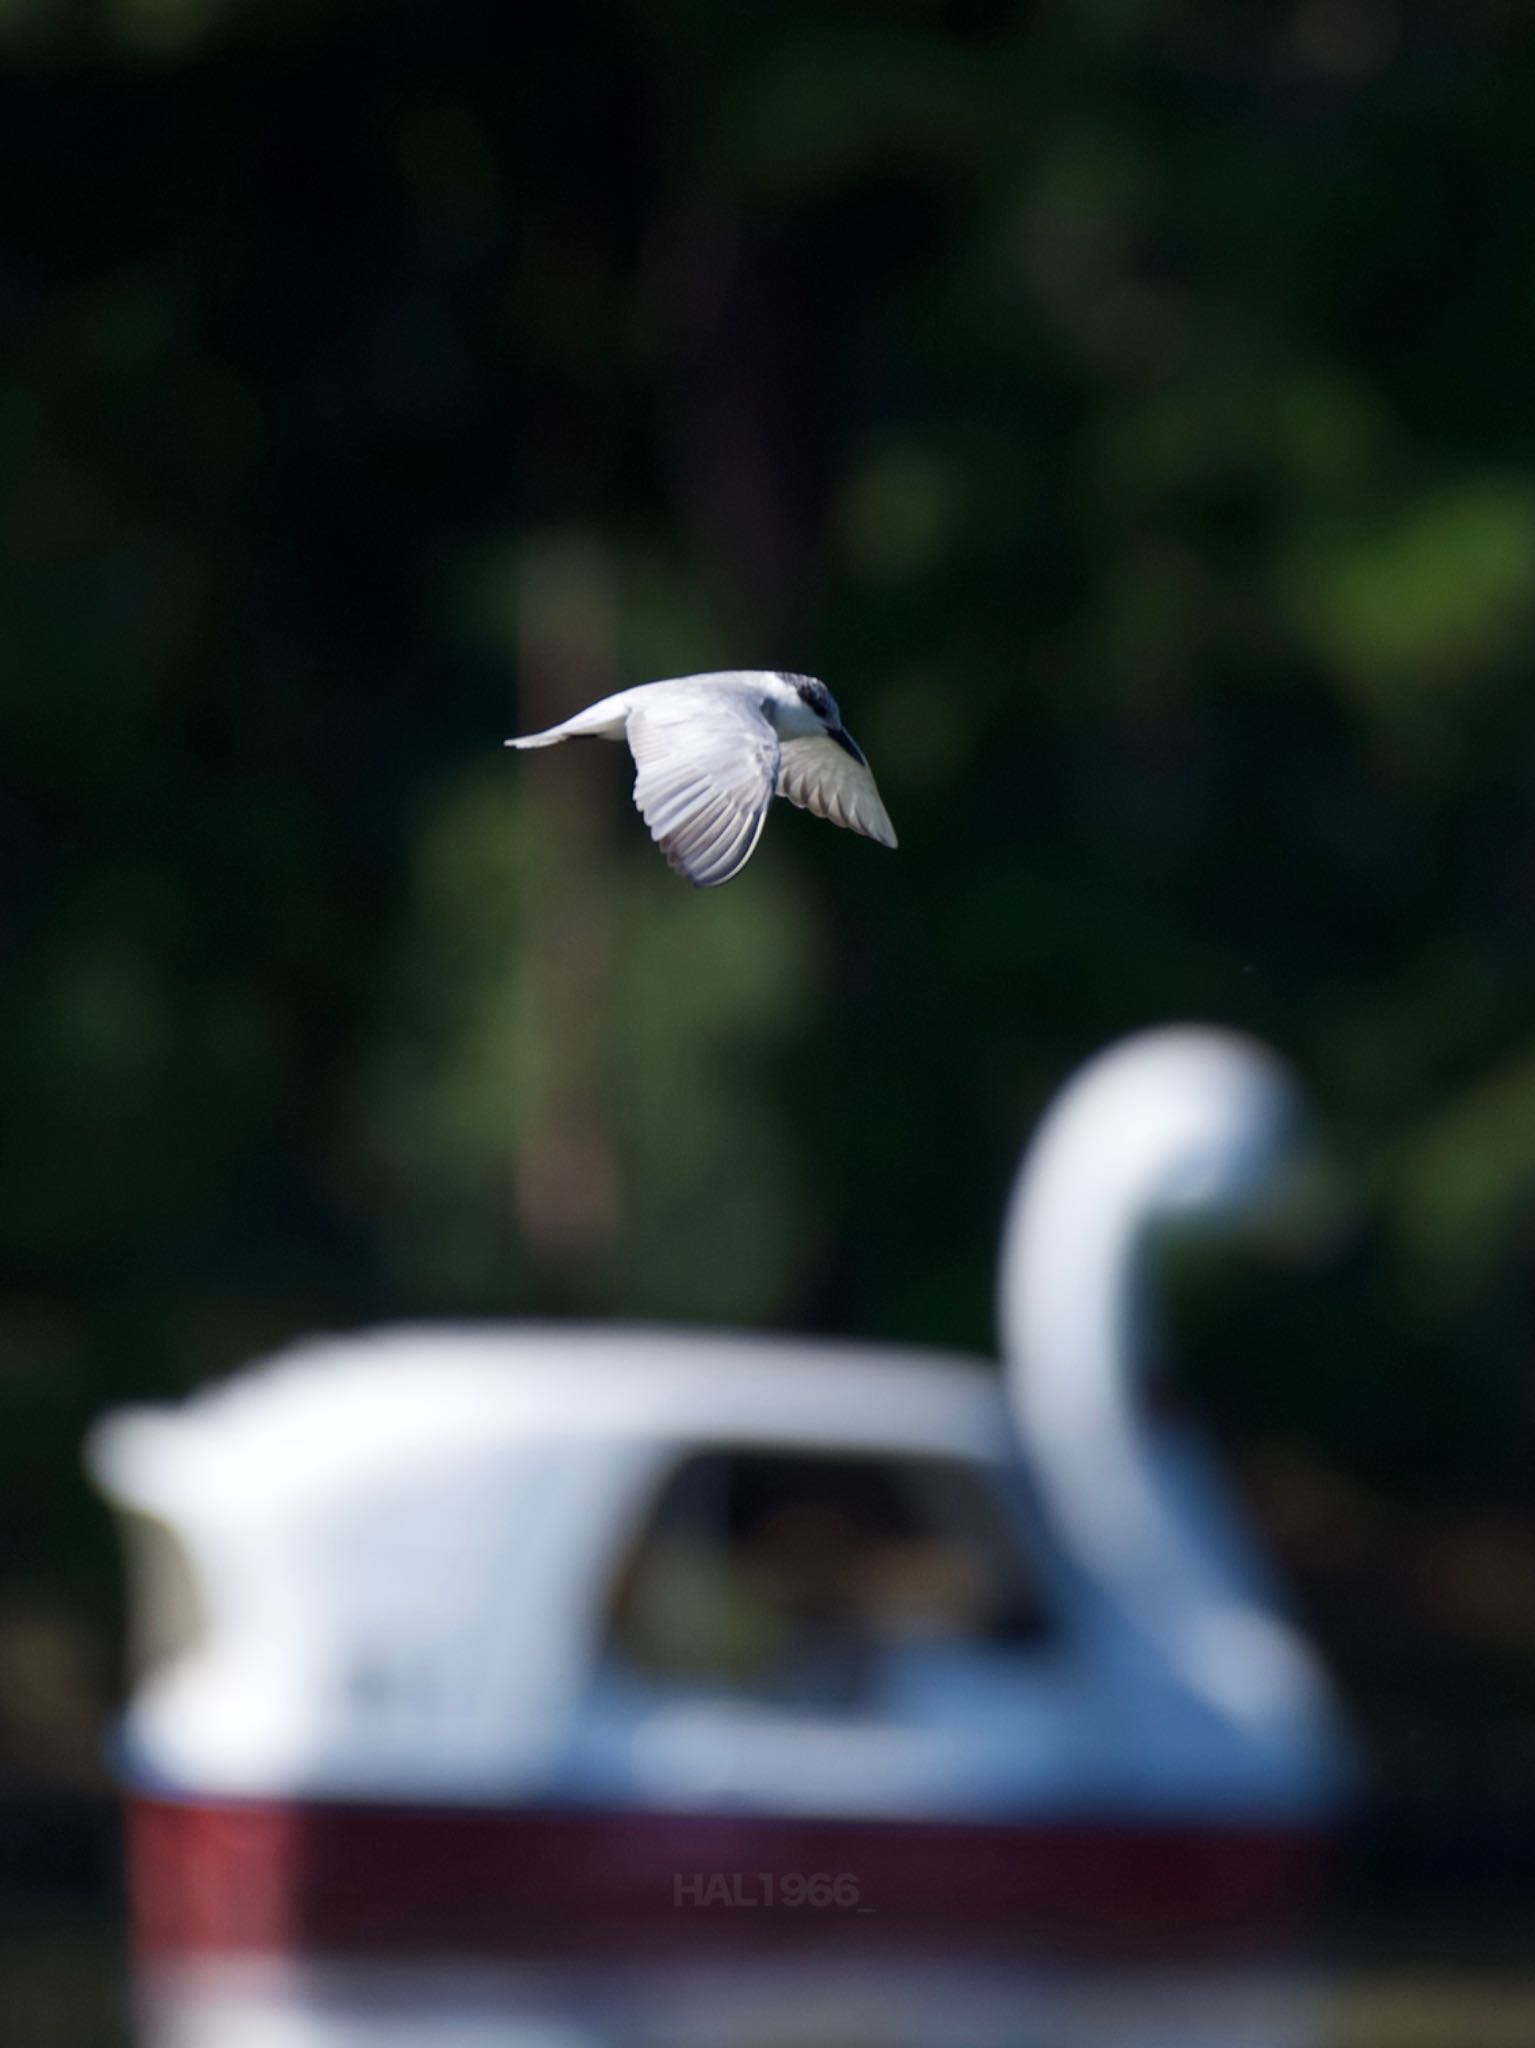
[627, 689, 781, 887]
[777, 737, 898, 849]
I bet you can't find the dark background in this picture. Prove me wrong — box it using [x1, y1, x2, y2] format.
[7, 0, 1535, 1855]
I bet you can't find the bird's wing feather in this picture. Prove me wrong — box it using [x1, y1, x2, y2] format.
[626, 689, 781, 887]
[776, 736, 898, 848]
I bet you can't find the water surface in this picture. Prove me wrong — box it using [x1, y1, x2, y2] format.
[12, 1914, 1535, 2047]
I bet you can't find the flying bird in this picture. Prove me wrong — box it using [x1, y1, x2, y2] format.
[505, 670, 897, 887]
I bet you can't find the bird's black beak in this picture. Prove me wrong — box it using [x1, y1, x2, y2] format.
[830, 725, 867, 765]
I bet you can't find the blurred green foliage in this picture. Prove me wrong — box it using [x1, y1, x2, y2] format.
[7, 0, 1535, 1763]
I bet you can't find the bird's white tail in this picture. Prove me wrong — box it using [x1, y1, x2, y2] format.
[503, 725, 570, 750]
[504, 688, 637, 751]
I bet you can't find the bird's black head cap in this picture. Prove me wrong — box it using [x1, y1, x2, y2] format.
[784, 672, 835, 722]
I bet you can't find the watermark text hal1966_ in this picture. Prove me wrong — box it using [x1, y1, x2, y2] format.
[673, 1871, 867, 1909]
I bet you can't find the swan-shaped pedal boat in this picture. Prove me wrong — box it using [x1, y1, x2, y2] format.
[89, 1027, 1354, 1953]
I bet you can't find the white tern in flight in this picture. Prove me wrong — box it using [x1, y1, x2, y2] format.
[505, 670, 897, 887]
